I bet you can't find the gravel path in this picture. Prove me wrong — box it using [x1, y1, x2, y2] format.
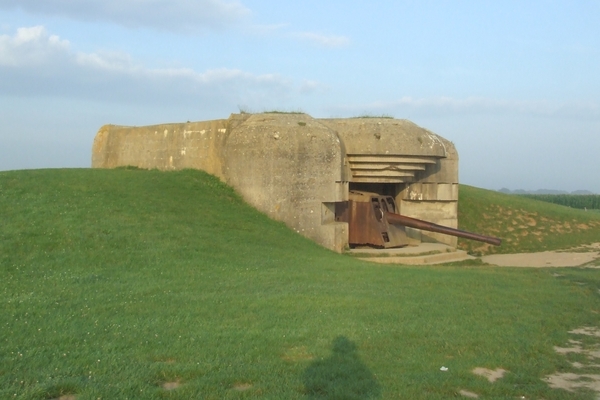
[481, 243, 600, 267]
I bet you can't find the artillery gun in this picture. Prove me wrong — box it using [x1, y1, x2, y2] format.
[335, 190, 501, 248]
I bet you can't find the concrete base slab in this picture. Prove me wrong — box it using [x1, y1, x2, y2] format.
[348, 243, 475, 265]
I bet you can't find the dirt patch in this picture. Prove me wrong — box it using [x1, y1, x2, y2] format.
[472, 367, 507, 383]
[162, 380, 181, 390]
[282, 346, 314, 362]
[52, 396, 76, 400]
[569, 327, 600, 337]
[471, 243, 493, 255]
[545, 326, 600, 396]
[481, 244, 600, 267]
[233, 382, 253, 391]
[554, 343, 600, 358]
[545, 373, 600, 393]
[572, 361, 600, 369]
[459, 389, 479, 398]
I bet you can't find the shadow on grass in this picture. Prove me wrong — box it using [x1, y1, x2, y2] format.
[303, 336, 381, 399]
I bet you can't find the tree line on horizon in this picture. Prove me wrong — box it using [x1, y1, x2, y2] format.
[499, 188, 595, 195]
[518, 194, 600, 210]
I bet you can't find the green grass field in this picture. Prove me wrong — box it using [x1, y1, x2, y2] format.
[1, 169, 600, 399]
[458, 185, 600, 256]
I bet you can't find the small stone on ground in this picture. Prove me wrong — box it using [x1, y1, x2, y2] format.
[459, 389, 479, 398]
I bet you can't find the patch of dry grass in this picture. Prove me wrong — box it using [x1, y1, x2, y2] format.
[458, 185, 600, 255]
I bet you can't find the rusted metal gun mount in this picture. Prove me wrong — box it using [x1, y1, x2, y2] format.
[336, 190, 501, 248]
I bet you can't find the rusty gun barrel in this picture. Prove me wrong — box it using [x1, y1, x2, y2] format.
[385, 212, 502, 246]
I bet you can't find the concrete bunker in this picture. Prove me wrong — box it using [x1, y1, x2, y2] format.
[92, 113, 470, 252]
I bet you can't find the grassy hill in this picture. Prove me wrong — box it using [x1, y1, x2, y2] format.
[458, 185, 600, 256]
[1, 168, 600, 399]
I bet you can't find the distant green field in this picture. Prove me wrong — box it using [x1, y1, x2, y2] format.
[518, 194, 600, 210]
[2, 169, 600, 399]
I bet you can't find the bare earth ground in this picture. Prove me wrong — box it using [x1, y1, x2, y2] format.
[544, 327, 600, 397]
[481, 243, 600, 267]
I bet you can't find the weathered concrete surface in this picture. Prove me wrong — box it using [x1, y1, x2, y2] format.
[349, 243, 474, 265]
[222, 113, 349, 252]
[321, 118, 459, 247]
[396, 138, 459, 247]
[319, 118, 448, 157]
[92, 113, 459, 252]
[92, 119, 229, 177]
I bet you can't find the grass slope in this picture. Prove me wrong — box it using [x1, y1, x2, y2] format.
[458, 185, 600, 256]
[1, 169, 600, 399]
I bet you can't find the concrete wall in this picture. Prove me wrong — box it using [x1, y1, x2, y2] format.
[320, 118, 448, 157]
[397, 137, 459, 246]
[320, 118, 459, 247]
[222, 113, 349, 252]
[92, 113, 460, 251]
[92, 119, 229, 178]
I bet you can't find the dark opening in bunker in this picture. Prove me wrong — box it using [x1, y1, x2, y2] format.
[348, 182, 400, 198]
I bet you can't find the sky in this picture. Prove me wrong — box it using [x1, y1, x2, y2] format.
[1, 0, 599, 193]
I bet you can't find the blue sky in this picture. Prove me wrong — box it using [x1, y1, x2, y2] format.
[1, 0, 599, 192]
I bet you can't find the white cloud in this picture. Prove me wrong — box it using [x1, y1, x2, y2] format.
[73, 52, 287, 89]
[0, 0, 251, 32]
[75, 50, 137, 72]
[0, 26, 69, 66]
[0, 26, 291, 105]
[292, 32, 350, 48]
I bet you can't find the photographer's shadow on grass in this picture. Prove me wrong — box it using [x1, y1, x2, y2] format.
[303, 336, 381, 399]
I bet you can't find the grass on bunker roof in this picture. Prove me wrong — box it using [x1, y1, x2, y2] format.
[1, 168, 600, 399]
